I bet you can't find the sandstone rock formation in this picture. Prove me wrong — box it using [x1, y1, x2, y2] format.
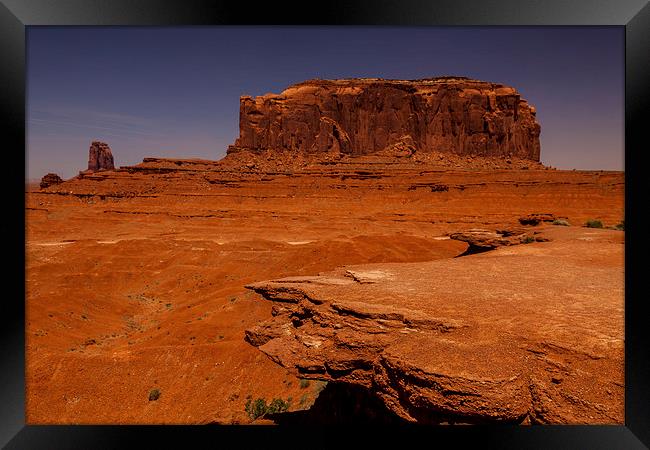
[39, 173, 63, 189]
[449, 228, 532, 253]
[228, 77, 541, 160]
[244, 227, 624, 424]
[519, 213, 561, 226]
[87, 141, 115, 172]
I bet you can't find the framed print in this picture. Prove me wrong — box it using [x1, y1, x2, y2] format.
[2, 0, 648, 448]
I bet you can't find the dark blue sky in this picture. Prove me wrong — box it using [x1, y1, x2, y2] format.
[27, 26, 624, 179]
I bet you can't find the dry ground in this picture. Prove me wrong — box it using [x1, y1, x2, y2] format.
[25, 159, 624, 423]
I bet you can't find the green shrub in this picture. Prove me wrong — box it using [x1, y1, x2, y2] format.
[552, 219, 570, 226]
[267, 398, 289, 414]
[148, 388, 161, 401]
[244, 398, 268, 419]
[299, 379, 310, 389]
[522, 235, 535, 244]
[615, 220, 625, 231]
[585, 219, 603, 228]
[244, 397, 290, 419]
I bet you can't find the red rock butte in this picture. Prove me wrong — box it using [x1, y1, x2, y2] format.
[228, 77, 541, 160]
[87, 141, 115, 172]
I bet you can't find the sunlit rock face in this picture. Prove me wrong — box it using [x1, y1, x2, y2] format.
[228, 77, 541, 161]
[88, 141, 115, 171]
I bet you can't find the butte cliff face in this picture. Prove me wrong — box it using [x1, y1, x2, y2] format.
[88, 141, 115, 171]
[228, 77, 541, 160]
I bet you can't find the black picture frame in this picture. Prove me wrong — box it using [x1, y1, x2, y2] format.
[2, 0, 648, 448]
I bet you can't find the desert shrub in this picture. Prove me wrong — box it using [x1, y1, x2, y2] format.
[148, 388, 161, 401]
[585, 219, 603, 228]
[244, 398, 268, 419]
[522, 235, 535, 244]
[267, 398, 289, 414]
[245, 397, 289, 419]
[299, 379, 310, 389]
[552, 219, 570, 226]
[615, 220, 625, 231]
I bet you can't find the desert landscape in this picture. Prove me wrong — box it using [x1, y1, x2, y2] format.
[26, 77, 624, 424]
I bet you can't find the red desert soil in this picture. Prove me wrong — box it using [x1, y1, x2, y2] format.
[26, 156, 623, 424]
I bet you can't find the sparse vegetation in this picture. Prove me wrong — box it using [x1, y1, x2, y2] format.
[585, 219, 603, 228]
[312, 380, 328, 395]
[267, 398, 289, 414]
[299, 379, 310, 389]
[615, 220, 624, 231]
[552, 219, 570, 226]
[522, 235, 535, 244]
[244, 398, 267, 419]
[295, 380, 328, 409]
[244, 397, 290, 419]
[148, 388, 161, 401]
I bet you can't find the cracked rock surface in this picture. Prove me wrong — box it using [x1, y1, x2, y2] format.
[245, 226, 624, 424]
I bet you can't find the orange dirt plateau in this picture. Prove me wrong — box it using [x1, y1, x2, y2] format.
[26, 155, 624, 424]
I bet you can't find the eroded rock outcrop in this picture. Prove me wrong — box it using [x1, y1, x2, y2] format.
[39, 173, 63, 189]
[244, 227, 624, 424]
[88, 141, 115, 172]
[228, 77, 541, 160]
[519, 213, 561, 226]
[449, 228, 533, 254]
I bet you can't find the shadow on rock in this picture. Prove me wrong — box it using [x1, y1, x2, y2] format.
[267, 382, 408, 425]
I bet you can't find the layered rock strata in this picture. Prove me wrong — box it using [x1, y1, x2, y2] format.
[228, 77, 541, 160]
[519, 213, 561, 226]
[244, 227, 624, 424]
